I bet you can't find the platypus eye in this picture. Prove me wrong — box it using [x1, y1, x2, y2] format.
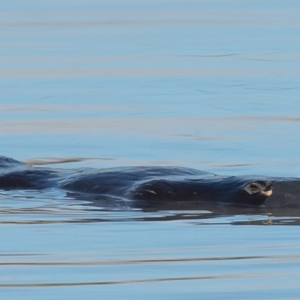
[248, 183, 262, 192]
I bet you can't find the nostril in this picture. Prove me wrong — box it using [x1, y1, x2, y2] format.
[260, 181, 273, 197]
[266, 182, 273, 190]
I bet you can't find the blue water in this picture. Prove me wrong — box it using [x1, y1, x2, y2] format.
[1, 1, 300, 298]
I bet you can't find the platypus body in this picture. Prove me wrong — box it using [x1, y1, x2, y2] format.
[0, 156, 299, 208]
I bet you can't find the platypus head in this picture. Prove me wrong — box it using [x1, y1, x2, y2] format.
[231, 179, 273, 206]
[131, 177, 273, 207]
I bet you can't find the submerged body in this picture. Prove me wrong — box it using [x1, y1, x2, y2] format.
[0, 156, 299, 208]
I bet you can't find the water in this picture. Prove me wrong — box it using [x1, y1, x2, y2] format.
[1, 0, 300, 298]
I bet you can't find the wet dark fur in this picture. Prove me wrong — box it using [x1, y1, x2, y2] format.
[0, 156, 299, 208]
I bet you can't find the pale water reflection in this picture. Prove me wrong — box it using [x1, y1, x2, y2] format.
[2, 215, 300, 300]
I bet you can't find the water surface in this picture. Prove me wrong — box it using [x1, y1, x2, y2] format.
[1, 0, 300, 298]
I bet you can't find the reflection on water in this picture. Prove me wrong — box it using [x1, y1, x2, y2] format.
[2, 201, 300, 300]
[1, 189, 300, 226]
